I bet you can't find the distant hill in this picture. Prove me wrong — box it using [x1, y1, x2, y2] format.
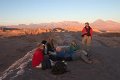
[0, 20, 120, 32]
[91, 19, 120, 31]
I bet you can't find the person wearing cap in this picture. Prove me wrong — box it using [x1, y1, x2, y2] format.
[81, 22, 93, 52]
[41, 40, 48, 55]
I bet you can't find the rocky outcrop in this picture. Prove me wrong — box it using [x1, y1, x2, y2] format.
[0, 49, 35, 80]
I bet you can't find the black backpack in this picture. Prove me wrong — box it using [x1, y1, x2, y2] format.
[51, 61, 67, 75]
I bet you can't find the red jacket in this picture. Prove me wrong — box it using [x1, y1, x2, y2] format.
[32, 48, 44, 68]
[82, 26, 93, 37]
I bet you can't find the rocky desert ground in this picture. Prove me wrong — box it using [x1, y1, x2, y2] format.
[0, 30, 120, 80]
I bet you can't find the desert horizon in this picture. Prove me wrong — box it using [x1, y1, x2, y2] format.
[0, 0, 120, 80]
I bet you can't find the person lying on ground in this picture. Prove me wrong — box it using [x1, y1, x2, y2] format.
[49, 46, 73, 61]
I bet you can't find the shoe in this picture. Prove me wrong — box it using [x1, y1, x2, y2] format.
[82, 50, 88, 56]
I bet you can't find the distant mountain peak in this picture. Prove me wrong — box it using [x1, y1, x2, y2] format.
[93, 19, 105, 23]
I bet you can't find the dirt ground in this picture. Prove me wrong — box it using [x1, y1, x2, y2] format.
[0, 32, 120, 80]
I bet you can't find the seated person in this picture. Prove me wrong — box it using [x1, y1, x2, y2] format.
[46, 38, 57, 61]
[41, 40, 48, 55]
[32, 43, 44, 68]
[47, 38, 57, 55]
[41, 40, 52, 70]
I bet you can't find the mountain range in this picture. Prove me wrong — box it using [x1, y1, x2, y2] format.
[0, 19, 120, 32]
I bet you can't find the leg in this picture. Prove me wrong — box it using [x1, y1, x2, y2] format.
[80, 51, 92, 64]
[81, 36, 87, 51]
[86, 36, 92, 52]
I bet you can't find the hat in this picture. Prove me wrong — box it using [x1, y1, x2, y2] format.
[41, 40, 47, 45]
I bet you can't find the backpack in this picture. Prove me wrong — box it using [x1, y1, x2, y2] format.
[51, 61, 67, 75]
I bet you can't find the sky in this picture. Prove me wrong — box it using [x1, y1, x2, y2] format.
[0, 0, 120, 25]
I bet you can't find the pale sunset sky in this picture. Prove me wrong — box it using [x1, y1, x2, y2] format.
[0, 0, 120, 25]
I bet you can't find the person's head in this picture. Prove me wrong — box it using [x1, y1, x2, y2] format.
[41, 40, 47, 45]
[85, 22, 89, 27]
[47, 37, 54, 44]
[37, 43, 44, 49]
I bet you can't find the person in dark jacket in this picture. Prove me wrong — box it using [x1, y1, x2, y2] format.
[81, 22, 93, 64]
[47, 38, 55, 53]
[41, 39, 52, 70]
[46, 38, 58, 61]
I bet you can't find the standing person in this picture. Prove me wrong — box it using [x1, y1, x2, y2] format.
[32, 43, 44, 68]
[80, 22, 93, 64]
[81, 22, 93, 52]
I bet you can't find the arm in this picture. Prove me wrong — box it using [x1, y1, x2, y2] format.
[82, 28, 87, 37]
